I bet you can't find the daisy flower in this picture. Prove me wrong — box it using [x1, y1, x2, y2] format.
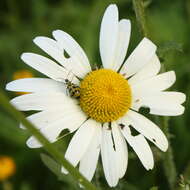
[0, 156, 16, 181]
[6, 4, 185, 187]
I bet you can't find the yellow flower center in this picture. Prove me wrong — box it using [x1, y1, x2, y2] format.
[80, 69, 131, 123]
[0, 156, 16, 181]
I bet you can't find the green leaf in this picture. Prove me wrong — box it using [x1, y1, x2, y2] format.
[157, 41, 183, 59]
[144, 0, 152, 8]
[183, 163, 190, 180]
[0, 111, 28, 146]
[20, 182, 32, 190]
[150, 187, 158, 190]
[178, 175, 190, 190]
[40, 154, 78, 189]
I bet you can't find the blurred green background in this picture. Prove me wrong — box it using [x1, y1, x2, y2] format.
[0, 0, 190, 189]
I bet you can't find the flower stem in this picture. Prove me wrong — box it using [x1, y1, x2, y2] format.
[162, 117, 177, 190]
[132, 0, 149, 37]
[0, 91, 99, 190]
[132, 0, 177, 188]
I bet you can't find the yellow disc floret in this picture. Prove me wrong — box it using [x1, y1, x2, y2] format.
[80, 69, 131, 123]
[0, 156, 16, 181]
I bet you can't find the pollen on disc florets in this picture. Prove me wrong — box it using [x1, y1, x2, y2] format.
[79, 69, 132, 123]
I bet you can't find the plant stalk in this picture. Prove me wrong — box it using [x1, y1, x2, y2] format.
[162, 117, 177, 190]
[132, 0, 149, 37]
[0, 91, 99, 190]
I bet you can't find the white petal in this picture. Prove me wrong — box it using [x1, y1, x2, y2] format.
[120, 38, 157, 78]
[65, 119, 100, 169]
[121, 126, 154, 170]
[10, 92, 76, 111]
[128, 55, 161, 85]
[99, 4, 119, 69]
[34, 36, 88, 78]
[33, 36, 67, 66]
[131, 71, 176, 96]
[119, 110, 168, 152]
[79, 125, 102, 181]
[20, 106, 82, 130]
[52, 30, 91, 78]
[132, 92, 186, 116]
[21, 53, 74, 82]
[111, 122, 128, 178]
[113, 19, 131, 71]
[6, 78, 66, 93]
[20, 110, 64, 130]
[27, 110, 86, 148]
[101, 124, 119, 187]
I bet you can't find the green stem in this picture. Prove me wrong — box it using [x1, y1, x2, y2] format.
[132, 0, 177, 188]
[0, 91, 99, 190]
[162, 117, 177, 190]
[132, 0, 149, 37]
